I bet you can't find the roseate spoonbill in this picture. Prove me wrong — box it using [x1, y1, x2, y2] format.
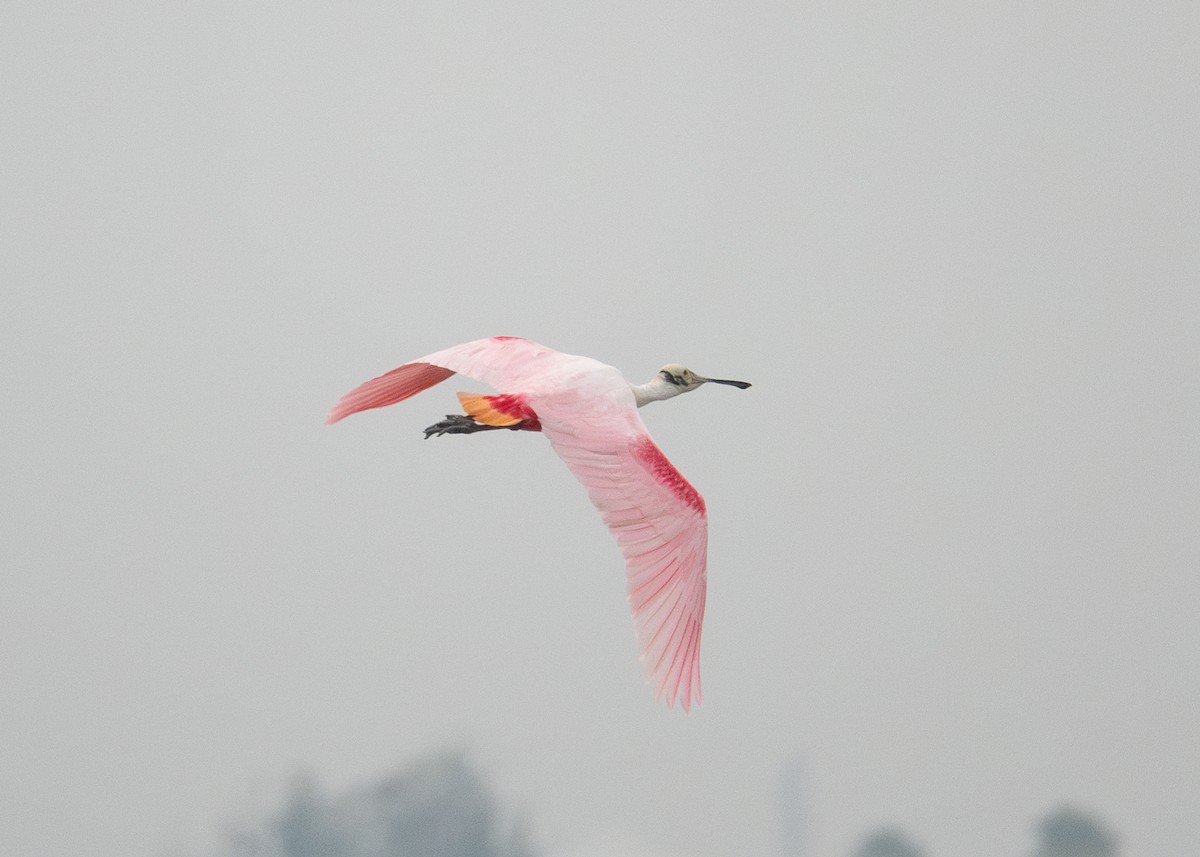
[326, 336, 750, 711]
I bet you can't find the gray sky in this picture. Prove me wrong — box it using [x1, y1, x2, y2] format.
[3, 3, 1198, 857]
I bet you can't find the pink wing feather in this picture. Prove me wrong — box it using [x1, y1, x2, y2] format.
[540, 418, 708, 712]
[326, 362, 454, 423]
[328, 336, 708, 711]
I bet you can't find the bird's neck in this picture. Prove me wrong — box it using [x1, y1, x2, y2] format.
[630, 376, 685, 408]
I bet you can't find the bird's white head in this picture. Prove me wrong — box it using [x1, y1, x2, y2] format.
[632, 363, 752, 407]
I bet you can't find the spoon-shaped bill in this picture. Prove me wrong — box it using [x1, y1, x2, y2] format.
[700, 376, 752, 389]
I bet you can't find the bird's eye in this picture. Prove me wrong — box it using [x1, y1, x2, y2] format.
[661, 370, 683, 385]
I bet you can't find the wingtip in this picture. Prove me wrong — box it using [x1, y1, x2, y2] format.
[325, 362, 457, 426]
[325, 397, 363, 425]
[650, 661, 702, 713]
[657, 684, 700, 714]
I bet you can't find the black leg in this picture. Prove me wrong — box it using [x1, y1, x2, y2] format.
[422, 414, 522, 439]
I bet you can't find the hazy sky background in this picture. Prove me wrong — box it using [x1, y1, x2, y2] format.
[3, 3, 1198, 857]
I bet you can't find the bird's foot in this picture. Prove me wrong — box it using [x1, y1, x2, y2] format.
[423, 414, 481, 438]
[422, 414, 521, 438]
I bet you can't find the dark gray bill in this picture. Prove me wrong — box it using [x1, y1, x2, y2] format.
[701, 376, 752, 389]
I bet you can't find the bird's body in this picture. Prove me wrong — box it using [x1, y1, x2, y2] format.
[327, 336, 749, 711]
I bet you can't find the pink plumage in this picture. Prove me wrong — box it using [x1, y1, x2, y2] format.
[326, 362, 454, 423]
[327, 336, 750, 711]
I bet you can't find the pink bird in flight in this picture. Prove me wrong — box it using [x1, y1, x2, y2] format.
[327, 336, 750, 711]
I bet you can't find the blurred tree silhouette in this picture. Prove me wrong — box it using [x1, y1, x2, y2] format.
[274, 775, 351, 857]
[848, 827, 926, 857]
[221, 750, 537, 857]
[1032, 806, 1118, 857]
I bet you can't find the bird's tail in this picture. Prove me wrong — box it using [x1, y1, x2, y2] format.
[326, 362, 455, 424]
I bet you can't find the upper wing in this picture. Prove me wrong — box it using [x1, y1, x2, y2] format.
[541, 414, 708, 712]
[326, 336, 561, 424]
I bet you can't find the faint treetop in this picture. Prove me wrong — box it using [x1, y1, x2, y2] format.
[274, 775, 351, 857]
[220, 750, 537, 857]
[1032, 805, 1118, 857]
[848, 827, 926, 857]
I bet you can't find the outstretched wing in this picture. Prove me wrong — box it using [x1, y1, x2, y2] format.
[540, 412, 708, 713]
[326, 336, 560, 424]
